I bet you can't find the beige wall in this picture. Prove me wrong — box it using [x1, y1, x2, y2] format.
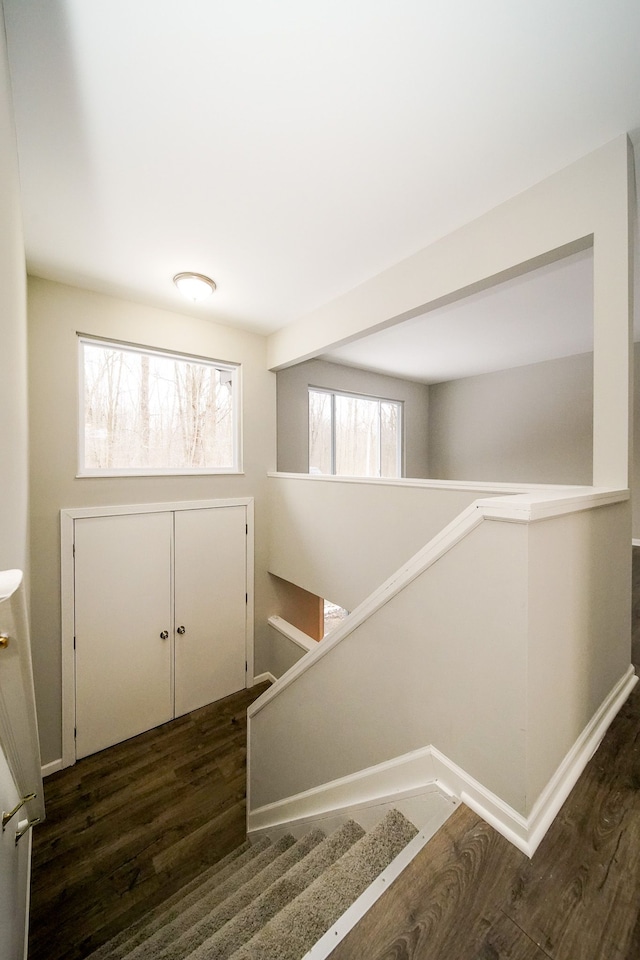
[431, 341, 640, 537]
[276, 358, 429, 477]
[428, 352, 594, 485]
[526, 500, 631, 805]
[268, 476, 506, 611]
[28, 278, 276, 765]
[422, 339, 640, 536]
[0, 18, 28, 573]
[253, 513, 531, 811]
[252, 493, 631, 824]
[277, 350, 597, 489]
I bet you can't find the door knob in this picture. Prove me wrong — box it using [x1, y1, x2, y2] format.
[177, 625, 186, 635]
[160, 630, 169, 640]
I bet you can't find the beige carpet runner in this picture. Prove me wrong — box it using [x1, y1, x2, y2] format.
[88, 808, 417, 960]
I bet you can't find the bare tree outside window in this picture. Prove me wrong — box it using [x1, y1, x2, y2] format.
[308, 388, 402, 478]
[308, 390, 332, 474]
[80, 339, 238, 474]
[380, 401, 401, 477]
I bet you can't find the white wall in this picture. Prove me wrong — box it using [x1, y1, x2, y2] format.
[526, 501, 631, 805]
[268, 476, 512, 611]
[0, 10, 33, 956]
[276, 358, 430, 477]
[28, 278, 276, 765]
[253, 513, 532, 811]
[428, 352, 594, 485]
[264, 624, 308, 679]
[251, 494, 631, 835]
[0, 5, 28, 574]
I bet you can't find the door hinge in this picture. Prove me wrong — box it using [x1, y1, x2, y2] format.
[74, 727, 77, 739]
[245, 661, 248, 672]
[245, 593, 248, 604]
[246, 524, 248, 535]
[72, 543, 75, 558]
[73, 636, 76, 650]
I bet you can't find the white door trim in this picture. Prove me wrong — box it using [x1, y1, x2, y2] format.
[61, 498, 254, 769]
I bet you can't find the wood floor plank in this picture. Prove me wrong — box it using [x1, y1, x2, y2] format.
[468, 914, 554, 960]
[500, 687, 640, 960]
[28, 681, 269, 960]
[327, 805, 526, 960]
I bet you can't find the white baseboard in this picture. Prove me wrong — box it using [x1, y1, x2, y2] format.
[521, 663, 637, 852]
[248, 665, 637, 857]
[633, 539, 640, 547]
[253, 671, 277, 686]
[41, 759, 63, 778]
[43, 673, 278, 780]
[248, 746, 440, 835]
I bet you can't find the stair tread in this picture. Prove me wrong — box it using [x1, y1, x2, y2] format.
[94, 808, 418, 960]
[183, 819, 366, 960]
[152, 829, 329, 960]
[120, 833, 302, 960]
[230, 809, 418, 960]
[86, 837, 268, 960]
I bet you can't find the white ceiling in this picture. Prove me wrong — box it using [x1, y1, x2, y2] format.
[323, 247, 595, 383]
[3, 1, 640, 377]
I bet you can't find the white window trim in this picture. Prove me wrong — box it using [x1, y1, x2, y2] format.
[77, 334, 243, 477]
[308, 385, 404, 478]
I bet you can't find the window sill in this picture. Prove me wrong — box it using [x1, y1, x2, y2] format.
[76, 470, 246, 479]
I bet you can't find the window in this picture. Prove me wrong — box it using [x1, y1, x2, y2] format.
[78, 336, 241, 476]
[308, 388, 402, 478]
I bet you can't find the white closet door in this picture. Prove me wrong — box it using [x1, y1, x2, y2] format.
[74, 512, 173, 759]
[174, 506, 247, 716]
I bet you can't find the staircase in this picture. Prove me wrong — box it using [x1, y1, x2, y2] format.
[87, 809, 418, 960]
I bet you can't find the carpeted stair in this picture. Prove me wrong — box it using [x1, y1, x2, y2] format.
[88, 808, 418, 960]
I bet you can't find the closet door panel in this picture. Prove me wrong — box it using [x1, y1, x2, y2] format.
[74, 512, 173, 758]
[174, 506, 247, 716]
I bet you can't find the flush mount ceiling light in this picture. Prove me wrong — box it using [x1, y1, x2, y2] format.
[173, 272, 217, 301]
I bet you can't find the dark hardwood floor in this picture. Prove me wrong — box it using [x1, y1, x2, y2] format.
[28, 681, 269, 960]
[29, 549, 640, 960]
[328, 688, 640, 960]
